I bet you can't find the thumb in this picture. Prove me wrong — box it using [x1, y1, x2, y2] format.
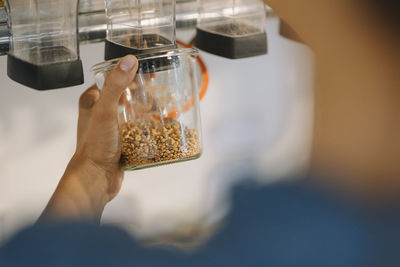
[97, 55, 138, 116]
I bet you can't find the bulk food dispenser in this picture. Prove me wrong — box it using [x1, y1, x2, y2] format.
[5, 0, 84, 90]
[104, 0, 177, 60]
[0, 0, 269, 89]
[194, 0, 267, 59]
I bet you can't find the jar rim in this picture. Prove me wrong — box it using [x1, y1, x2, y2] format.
[90, 47, 199, 74]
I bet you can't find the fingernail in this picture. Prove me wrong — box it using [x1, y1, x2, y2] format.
[120, 56, 136, 72]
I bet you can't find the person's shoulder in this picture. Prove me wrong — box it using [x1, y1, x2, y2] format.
[1, 222, 137, 267]
[231, 178, 330, 211]
[203, 177, 369, 267]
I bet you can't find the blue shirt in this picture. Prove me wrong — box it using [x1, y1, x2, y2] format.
[1, 180, 399, 266]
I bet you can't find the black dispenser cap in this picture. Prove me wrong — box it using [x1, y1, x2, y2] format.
[105, 34, 177, 60]
[7, 54, 84, 90]
[194, 27, 268, 59]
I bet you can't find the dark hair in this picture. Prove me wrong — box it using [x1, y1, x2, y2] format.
[369, 0, 400, 29]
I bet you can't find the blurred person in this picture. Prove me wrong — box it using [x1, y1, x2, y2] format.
[1, 0, 400, 266]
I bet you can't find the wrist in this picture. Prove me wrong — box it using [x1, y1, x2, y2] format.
[65, 154, 111, 206]
[38, 155, 110, 223]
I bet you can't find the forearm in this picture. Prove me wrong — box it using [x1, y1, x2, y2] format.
[38, 56, 135, 224]
[38, 156, 109, 224]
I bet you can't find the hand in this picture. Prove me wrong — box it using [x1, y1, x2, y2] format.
[263, 0, 312, 41]
[262, 0, 359, 50]
[39, 55, 138, 223]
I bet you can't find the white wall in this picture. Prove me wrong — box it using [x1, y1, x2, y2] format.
[0, 18, 315, 242]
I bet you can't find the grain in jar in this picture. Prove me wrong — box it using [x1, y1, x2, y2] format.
[120, 118, 201, 170]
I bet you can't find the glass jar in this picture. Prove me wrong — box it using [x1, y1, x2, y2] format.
[194, 0, 267, 59]
[6, 0, 83, 90]
[91, 48, 202, 170]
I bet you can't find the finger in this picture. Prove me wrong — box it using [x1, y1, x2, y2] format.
[97, 55, 138, 116]
[77, 85, 100, 145]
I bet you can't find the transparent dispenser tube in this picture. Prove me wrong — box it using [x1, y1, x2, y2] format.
[104, 0, 177, 60]
[6, 0, 83, 90]
[194, 0, 267, 59]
